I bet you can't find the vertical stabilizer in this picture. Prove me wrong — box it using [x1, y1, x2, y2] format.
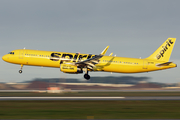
[146, 38, 176, 62]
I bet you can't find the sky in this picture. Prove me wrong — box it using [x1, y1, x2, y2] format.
[0, 0, 180, 83]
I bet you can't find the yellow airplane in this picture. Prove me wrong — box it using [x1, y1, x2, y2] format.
[2, 38, 177, 80]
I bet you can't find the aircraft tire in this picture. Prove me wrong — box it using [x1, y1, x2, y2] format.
[19, 70, 22, 74]
[84, 74, 90, 80]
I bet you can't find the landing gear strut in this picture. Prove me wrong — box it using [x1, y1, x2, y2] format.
[19, 64, 23, 74]
[84, 68, 90, 80]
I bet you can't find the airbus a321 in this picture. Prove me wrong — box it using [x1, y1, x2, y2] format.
[2, 38, 177, 80]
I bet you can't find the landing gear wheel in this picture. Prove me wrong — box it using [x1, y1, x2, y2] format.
[84, 74, 90, 80]
[19, 70, 22, 74]
[19, 64, 23, 74]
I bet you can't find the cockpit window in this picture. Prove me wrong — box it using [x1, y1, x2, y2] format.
[8, 52, 14, 55]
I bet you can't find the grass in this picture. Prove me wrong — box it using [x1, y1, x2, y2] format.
[0, 100, 180, 119]
[0, 91, 180, 97]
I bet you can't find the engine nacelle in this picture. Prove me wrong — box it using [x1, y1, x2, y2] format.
[60, 64, 83, 74]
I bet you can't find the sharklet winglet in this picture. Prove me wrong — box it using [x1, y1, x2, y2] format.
[100, 46, 109, 55]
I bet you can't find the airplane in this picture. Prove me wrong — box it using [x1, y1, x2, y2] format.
[2, 38, 177, 80]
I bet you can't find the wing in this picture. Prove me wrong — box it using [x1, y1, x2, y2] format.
[75, 46, 109, 70]
[75, 55, 103, 70]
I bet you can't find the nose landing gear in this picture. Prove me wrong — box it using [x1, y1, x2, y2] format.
[19, 70, 22, 73]
[19, 64, 23, 74]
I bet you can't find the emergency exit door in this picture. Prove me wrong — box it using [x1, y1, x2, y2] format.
[19, 50, 24, 59]
[143, 60, 148, 69]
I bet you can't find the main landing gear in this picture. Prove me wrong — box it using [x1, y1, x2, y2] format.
[84, 74, 90, 80]
[84, 68, 90, 80]
[19, 64, 23, 74]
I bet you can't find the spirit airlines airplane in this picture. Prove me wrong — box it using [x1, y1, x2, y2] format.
[2, 38, 177, 80]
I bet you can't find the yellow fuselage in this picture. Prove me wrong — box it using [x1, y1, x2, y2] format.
[2, 49, 177, 73]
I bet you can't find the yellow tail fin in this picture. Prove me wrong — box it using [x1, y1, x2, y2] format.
[146, 38, 176, 62]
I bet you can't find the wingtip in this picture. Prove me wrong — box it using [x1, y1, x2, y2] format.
[100, 46, 109, 55]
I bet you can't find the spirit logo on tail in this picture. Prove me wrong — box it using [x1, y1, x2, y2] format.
[156, 39, 174, 60]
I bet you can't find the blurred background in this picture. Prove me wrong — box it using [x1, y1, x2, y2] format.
[1, 76, 180, 92]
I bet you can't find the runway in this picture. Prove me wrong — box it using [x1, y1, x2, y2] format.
[1, 96, 180, 100]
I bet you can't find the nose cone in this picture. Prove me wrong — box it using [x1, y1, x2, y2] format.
[2, 55, 5, 61]
[2, 55, 8, 62]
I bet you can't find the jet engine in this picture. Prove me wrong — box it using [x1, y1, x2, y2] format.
[60, 64, 83, 74]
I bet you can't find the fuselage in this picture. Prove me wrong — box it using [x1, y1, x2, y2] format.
[2, 49, 177, 73]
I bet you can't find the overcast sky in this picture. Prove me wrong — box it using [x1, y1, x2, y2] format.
[0, 0, 180, 83]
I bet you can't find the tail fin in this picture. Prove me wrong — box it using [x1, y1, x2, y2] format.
[146, 38, 176, 62]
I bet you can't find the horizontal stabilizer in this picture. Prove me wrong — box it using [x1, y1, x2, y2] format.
[156, 62, 172, 66]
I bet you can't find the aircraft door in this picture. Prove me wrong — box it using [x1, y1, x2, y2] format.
[143, 60, 148, 69]
[19, 50, 24, 59]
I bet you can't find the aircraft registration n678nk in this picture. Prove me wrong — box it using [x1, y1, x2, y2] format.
[2, 38, 177, 80]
